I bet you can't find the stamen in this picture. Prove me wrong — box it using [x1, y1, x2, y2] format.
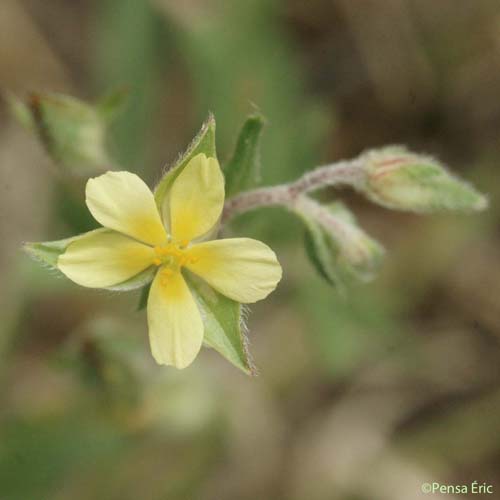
[153, 240, 192, 271]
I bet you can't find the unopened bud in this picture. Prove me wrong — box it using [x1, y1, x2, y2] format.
[360, 147, 487, 213]
[7, 92, 116, 174]
[297, 197, 384, 286]
[324, 202, 385, 282]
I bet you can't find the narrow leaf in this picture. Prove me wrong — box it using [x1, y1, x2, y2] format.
[224, 113, 265, 198]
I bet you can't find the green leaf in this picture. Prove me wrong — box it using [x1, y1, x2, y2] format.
[185, 272, 254, 375]
[224, 113, 265, 198]
[107, 267, 156, 292]
[23, 229, 156, 292]
[154, 114, 216, 216]
[361, 146, 488, 213]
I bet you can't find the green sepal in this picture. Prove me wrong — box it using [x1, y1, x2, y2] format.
[107, 267, 156, 292]
[23, 229, 156, 292]
[7, 92, 111, 174]
[302, 215, 342, 289]
[224, 113, 265, 198]
[154, 115, 217, 215]
[185, 272, 254, 375]
[23, 234, 85, 269]
[136, 282, 151, 311]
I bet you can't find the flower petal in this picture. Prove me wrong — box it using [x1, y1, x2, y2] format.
[169, 154, 224, 242]
[147, 269, 204, 368]
[86, 171, 167, 246]
[186, 238, 282, 303]
[58, 230, 155, 288]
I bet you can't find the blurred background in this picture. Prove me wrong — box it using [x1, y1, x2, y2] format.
[1, 1, 499, 499]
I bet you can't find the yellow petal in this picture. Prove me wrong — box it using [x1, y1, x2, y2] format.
[58, 230, 155, 288]
[147, 269, 204, 368]
[169, 154, 224, 242]
[86, 171, 167, 246]
[186, 238, 282, 303]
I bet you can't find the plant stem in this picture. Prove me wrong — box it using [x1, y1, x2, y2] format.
[222, 159, 365, 222]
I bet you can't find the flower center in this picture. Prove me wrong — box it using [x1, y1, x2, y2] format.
[153, 240, 198, 286]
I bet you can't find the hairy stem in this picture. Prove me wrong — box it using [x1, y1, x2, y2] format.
[222, 158, 365, 222]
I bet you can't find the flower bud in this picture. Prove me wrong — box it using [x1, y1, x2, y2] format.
[360, 147, 487, 213]
[7, 92, 117, 174]
[322, 201, 385, 283]
[297, 197, 384, 288]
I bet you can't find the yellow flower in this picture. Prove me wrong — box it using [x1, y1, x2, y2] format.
[57, 154, 282, 369]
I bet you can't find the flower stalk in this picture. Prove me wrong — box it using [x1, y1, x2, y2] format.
[222, 159, 364, 222]
[222, 147, 487, 222]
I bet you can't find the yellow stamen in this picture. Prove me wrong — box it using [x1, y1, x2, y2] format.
[152, 240, 193, 276]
